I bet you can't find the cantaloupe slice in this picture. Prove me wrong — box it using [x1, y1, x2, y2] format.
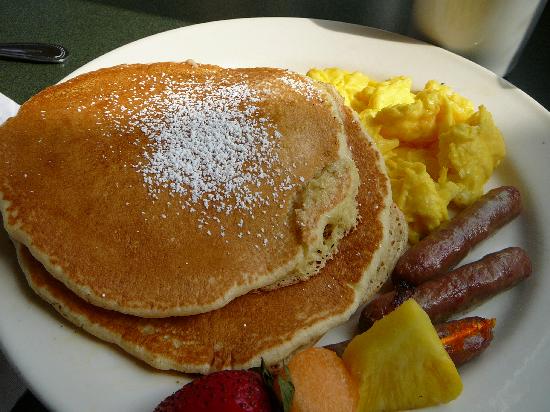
[287, 347, 358, 412]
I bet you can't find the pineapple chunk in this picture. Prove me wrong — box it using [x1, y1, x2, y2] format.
[343, 299, 462, 411]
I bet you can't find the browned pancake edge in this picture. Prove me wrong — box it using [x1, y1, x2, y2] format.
[14, 104, 408, 373]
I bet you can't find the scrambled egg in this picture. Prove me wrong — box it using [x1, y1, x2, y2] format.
[308, 68, 506, 243]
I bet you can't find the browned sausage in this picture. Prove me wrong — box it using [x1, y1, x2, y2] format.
[437, 317, 496, 366]
[325, 317, 496, 367]
[393, 186, 522, 285]
[360, 247, 531, 330]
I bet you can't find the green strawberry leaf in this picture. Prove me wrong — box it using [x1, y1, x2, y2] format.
[277, 366, 295, 412]
[260, 358, 274, 388]
[259, 358, 284, 412]
[258, 359, 294, 412]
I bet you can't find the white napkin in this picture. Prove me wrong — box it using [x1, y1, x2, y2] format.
[0, 93, 20, 125]
[0, 92, 27, 410]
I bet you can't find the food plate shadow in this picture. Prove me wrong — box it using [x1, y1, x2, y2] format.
[0, 231, 37, 303]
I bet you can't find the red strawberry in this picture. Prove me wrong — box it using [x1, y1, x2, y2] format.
[154, 370, 273, 412]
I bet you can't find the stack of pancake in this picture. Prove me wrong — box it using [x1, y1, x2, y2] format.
[0, 62, 407, 373]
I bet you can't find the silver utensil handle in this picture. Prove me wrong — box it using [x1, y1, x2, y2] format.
[0, 43, 69, 63]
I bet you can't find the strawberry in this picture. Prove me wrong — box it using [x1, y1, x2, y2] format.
[154, 370, 273, 412]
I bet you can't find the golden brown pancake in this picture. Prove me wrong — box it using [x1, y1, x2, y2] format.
[14, 109, 408, 373]
[0, 62, 360, 317]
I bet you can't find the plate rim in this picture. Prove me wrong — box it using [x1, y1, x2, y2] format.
[1, 16, 550, 412]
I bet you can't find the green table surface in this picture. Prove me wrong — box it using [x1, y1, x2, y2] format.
[0, 1, 548, 411]
[1, 0, 549, 109]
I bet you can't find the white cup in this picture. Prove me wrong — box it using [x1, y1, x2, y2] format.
[412, 0, 547, 77]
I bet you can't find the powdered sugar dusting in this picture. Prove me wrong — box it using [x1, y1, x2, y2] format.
[278, 73, 323, 101]
[76, 66, 325, 236]
[130, 77, 284, 218]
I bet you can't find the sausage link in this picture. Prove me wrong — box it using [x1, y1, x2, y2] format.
[393, 186, 522, 285]
[437, 317, 496, 366]
[360, 247, 531, 330]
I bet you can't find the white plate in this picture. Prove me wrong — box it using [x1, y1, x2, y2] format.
[1, 17, 549, 412]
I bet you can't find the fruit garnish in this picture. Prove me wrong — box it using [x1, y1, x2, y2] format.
[284, 347, 358, 412]
[278, 366, 295, 412]
[343, 299, 462, 411]
[154, 370, 272, 412]
[326, 316, 497, 366]
[260, 359, 294, 412]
